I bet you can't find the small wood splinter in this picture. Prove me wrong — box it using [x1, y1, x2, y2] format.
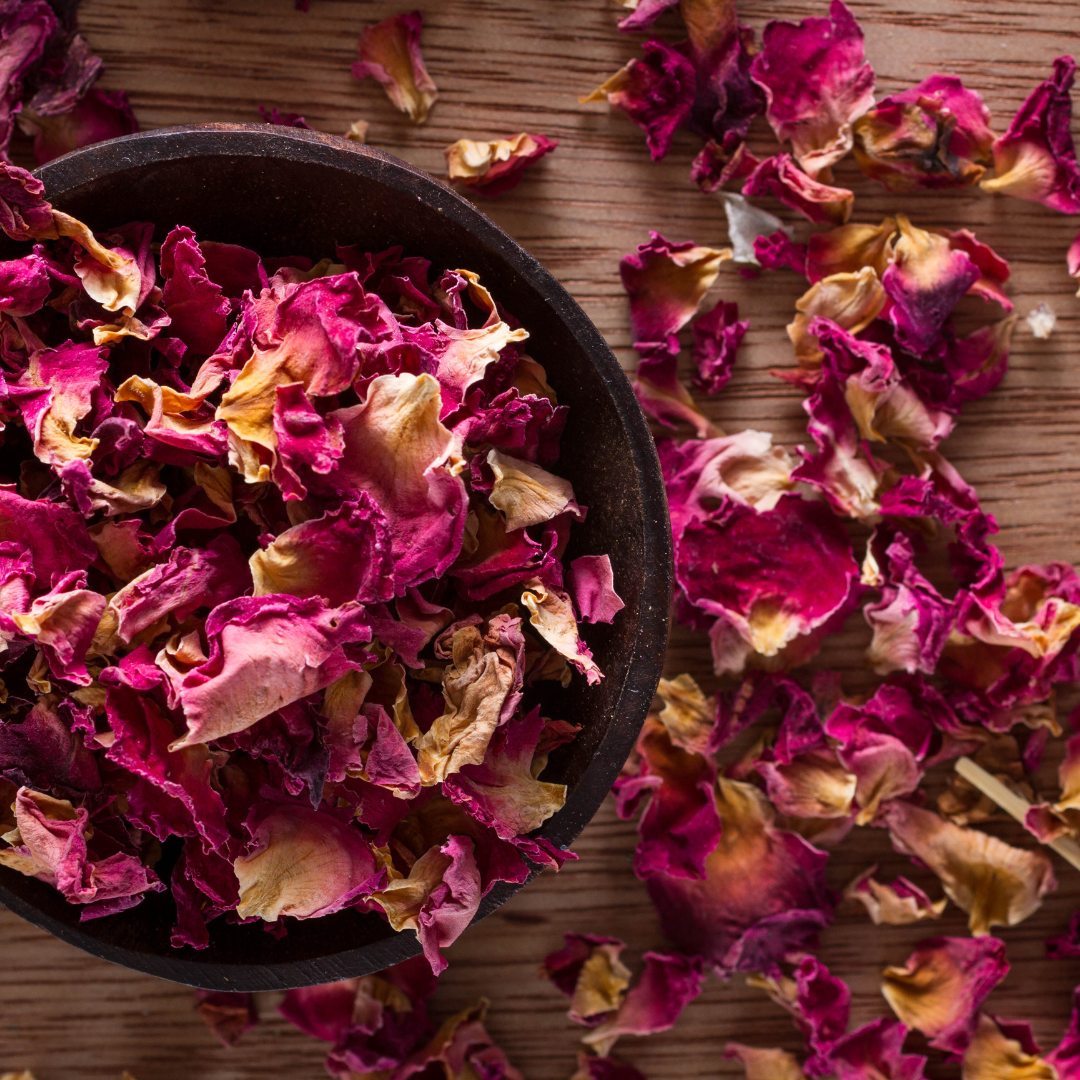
[954, 755, 1080, 874]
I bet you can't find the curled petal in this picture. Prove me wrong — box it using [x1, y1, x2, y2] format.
[661, 428, 794, 532]
[617, 0, 679, 32]
[614, 715, 720, 880]
[0, 787, 162, 908]
[621, 231, 731, 342]
[807, 217, 897, 283]
[415, 615, 525, 784]
[542, 932, 631, 1025]
[864, 531, 952, 676]
[568, 555, 625, 625]
[352, 11, 437, 124]
[854, 76, 993, 192]
[756, 748, 856, 820]
[692, 135, 760, 193]
[844, 866, 946, 925]
[445, 133, 557, 196]
[830, 1017, 927, 1080]
[582, 40, 696, 161]
[750, 0, 875, 178]
[521, 578, 603, 685]
[884, 800, 1056, 936]
[487, 449, 576, 531]
[655, 673, 715, 756]
[331, 372, 468, 592]
[633, 337, 716, 438]
[250, 495, 394, 607]
[961, 1014, 1055, 1080]
[159, 595, 371, 749]
[787, 269, 886, 370]
[936, 227, 1012, 311]
[981, 56, 1080, 213]
[13, 573, 106, 687]
[442, 706, 567, 848]
[881, 935, 1008, 1054]
[743, 154, 854, 225]
[882, 214, 980, 355]
[372, 835, 481, 975]
[691, 299, 748, 396]
[581, 951, 705, 1057]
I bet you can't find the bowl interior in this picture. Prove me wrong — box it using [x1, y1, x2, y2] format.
[0, 125, 670, 989]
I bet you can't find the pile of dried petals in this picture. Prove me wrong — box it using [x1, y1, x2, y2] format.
[0, 158, 625, 974]
[192, 957, 526, 1080]
[556, 1, 1080, 1078]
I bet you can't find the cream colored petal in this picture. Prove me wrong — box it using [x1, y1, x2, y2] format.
[487, 449, 574, 531]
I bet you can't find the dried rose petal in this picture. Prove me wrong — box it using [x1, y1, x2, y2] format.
[616, 0, 679, 32]
[0, 787, 163, 910]
[882, 215, 980, 356]
[632, 337, 715, 438]
[20, 88, 138, 166]
[582, 40, 696, 161]
[654, 673, 715, 755]
[692, 135, 760, 193]
[725, 1044, 808, 1080]
[884, 801, 1056, 935]
[568, 555, 625, 625]
[854, 75, 993, 192]
[396, 999, 522, 1080]
[750, 0, 875, 178]
[621, 232, 732, 343]
[749, 955, 850, 1075]
[830, 1017, 926, 1080]
[691, 299, 748, 395]
[981, 56, 1080, 213]
[881, 936, 1008, 1054]
[194, 991, 258, 1048]
[580, 951, 705, 1056]
[613, 715, 720, 880]
[234, 800, 384, 922]
[743, 154, 854, 225]
[786, 271, 887, 370]
[644, 777, 834, 975]
[372, 834, 480, 975]
[442, 706, 567, 854]
[844, 866, 946, 925]
[352, 11, 438, 125]
[541, 932, 632, 1025]
[961, 1014, 1055, 1080]
[445, 133, 557, 196]
[807, 217, 897, 284]
[674, 492, 859, 673]
[521, 578, 603, 685]
[159, 595, 371, 749]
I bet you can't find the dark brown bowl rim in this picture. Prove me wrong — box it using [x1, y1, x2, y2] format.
[0, 123, 672, 989]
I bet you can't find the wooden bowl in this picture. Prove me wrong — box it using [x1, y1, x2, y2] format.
[0, 124, 671, 990]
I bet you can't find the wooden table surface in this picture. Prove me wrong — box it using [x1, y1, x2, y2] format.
[3, 0, 1080, 1077]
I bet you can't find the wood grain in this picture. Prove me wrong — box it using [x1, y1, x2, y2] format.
[2, 0, 1080, 1077]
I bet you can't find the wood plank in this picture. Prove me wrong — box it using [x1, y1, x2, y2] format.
[2, 0, 1080, 1076]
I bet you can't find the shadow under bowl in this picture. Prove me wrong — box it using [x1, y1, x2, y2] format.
[0, 124, 671, 990]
